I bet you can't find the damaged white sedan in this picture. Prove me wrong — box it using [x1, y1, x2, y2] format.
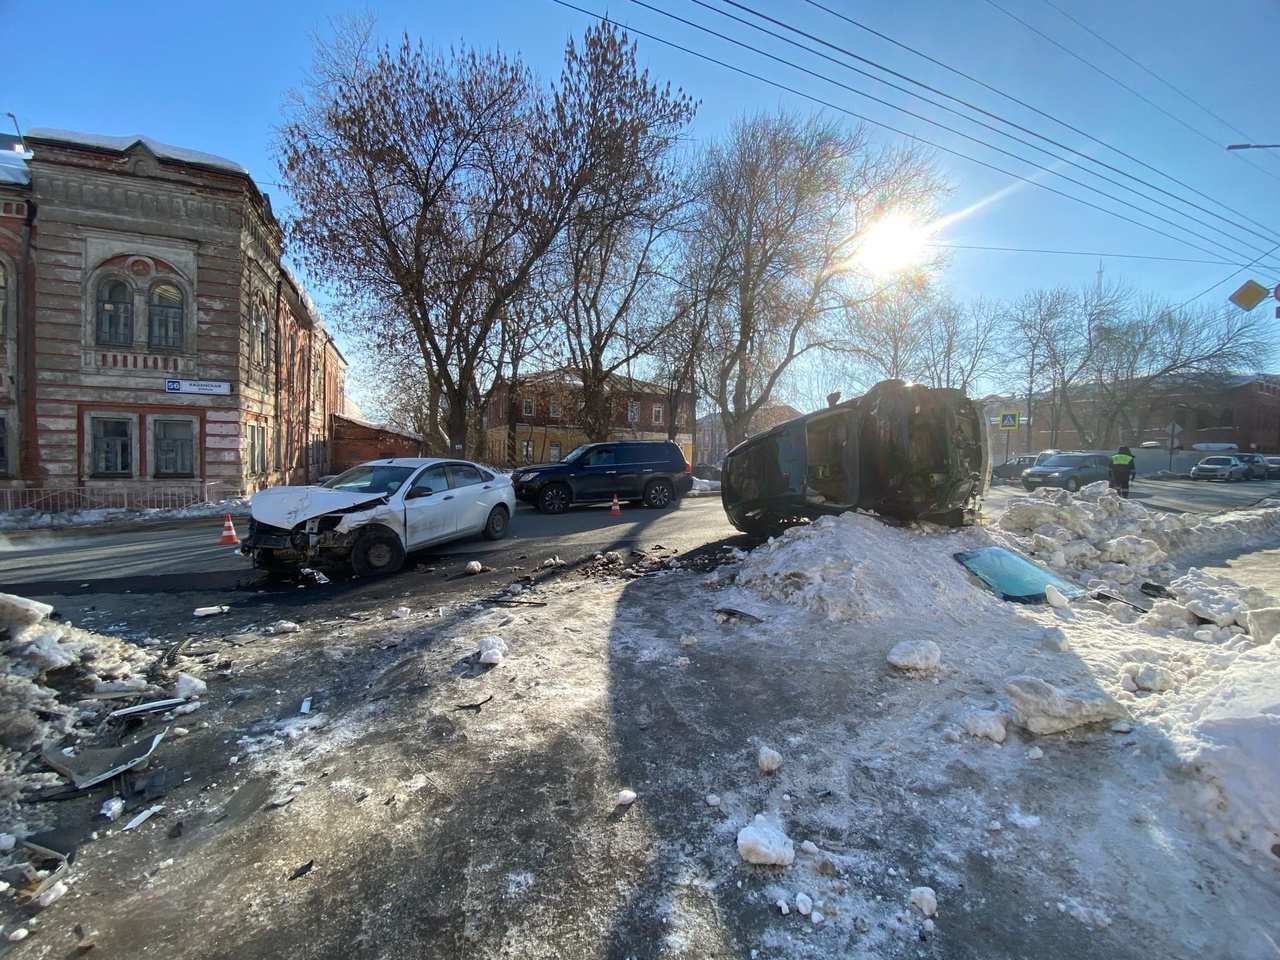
[240, 458, 515, 576]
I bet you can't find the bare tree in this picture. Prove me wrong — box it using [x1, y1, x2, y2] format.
[1000, 287, 1072, 449]
[276, 18, 695, 456]
[917, 294, 1003, 392]
[684, 111, 944, 450]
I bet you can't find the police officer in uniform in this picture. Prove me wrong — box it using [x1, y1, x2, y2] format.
[1109, 445, 1135, 498]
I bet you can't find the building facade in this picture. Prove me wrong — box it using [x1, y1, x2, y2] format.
[694, 404, 803, 466]
[484, 371, 693, 465]
[0, 129, 345, 507]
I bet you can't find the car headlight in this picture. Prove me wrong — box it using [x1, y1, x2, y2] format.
[521, 471, 540, 481]
[1045, 472, 1062, 478]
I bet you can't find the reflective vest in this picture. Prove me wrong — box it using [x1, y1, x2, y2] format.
[1111, 454, 1134, 468]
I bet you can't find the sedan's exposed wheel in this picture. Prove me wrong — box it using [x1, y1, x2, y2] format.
[482, 504, 509, 541]
[1064, 477, 1080, 492]
[537, 483, 571, 514]
[350, 529, 406, 577]
[643, 478, 675, 509]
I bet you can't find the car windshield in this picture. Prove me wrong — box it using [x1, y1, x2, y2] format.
[1268, 457, 1280, 464]
[1201, 457, 1231, 465]
[1040, 455, 1086, 467]
[559, 444, 592, 464]
[320, 464, 417, 494]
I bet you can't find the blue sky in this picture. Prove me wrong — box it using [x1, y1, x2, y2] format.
[7, 0, 1280, 339]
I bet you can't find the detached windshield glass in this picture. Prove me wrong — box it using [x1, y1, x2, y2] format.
[321, 464, 416, 494]
[1040, 455, 1086, 467]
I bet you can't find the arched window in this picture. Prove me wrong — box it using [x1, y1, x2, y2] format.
[148, 283, 183, 349]
[1195, 408, 1212, 431]
[0, 261, 8, 335]
[1220, 408, 1235, 428]
[96, 279, 133, 345]
[252, 300, 269, 367]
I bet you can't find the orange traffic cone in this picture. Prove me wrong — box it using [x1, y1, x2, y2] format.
[218, 514, 241, 546]
[609, 493, 621, 516]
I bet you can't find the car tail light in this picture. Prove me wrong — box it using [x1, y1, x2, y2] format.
[685, 462, 692, 472]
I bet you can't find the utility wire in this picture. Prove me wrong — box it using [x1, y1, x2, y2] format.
[691, 0, 1280, 266]
[1176, 243, 1280, 311]
[931, 243, 1236, 265]
[550, 0, 1256, 266]
[627, 0, 1276, 267]
[798, 0, 1280, 253]
[1039, 0, 1273, 152]
[982, 0, 1280, 186]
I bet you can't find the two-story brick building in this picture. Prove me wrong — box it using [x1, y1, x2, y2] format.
[484, 370, 693, 465]
[0, 128, 346, 508]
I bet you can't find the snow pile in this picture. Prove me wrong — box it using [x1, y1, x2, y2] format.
[720, 493, 1280, 871]
[998, 483, 1280, 586]
[0, 496, 249, 532]
[737, 814, 795, 865]
[733, 512, 997, 622]
[0, 593, 160, 811]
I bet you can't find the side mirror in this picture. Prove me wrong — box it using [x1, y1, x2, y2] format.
[405, 486, 433, 500]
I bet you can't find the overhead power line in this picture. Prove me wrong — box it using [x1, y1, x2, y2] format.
[693, 0, 1280, 267]
[797, 0, 1280, 253]
[982, 0, 1280, 187]
[931, 243, 1237, 265]
[627, 0, 1280, 269]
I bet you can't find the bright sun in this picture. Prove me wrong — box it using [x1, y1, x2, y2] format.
[855, 215, 932, 277]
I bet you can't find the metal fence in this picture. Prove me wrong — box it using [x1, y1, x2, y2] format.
[0, 480, 245, 514]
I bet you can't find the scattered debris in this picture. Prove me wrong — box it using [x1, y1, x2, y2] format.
[477, 636, 507, 666]
[300, 696, 313, 714]
[389, 606, 411, 619]
[193, 605, 229, 618]
[715, 607, 764, 624]
[453, 695, 493, 713]
[174, 673, 207, 700]
[299, 567, 330, 586]
[288, 860, 314, 881]
[464, 561, 484, 575]
[616, 789, 637, 806]
[795, 892, 813, 916]
[122, 804, 164, 831]
[99, 797, 124, 821]
[42, 731, 167, 790]
[705, 794, 721, 807]
[264, 620, 301, 635]
[107, 698, 186, 720]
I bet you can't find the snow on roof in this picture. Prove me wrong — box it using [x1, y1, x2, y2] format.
[333, 412, 424, 442]
[26, 128, 250, 177]
[0, 149, 31, 186]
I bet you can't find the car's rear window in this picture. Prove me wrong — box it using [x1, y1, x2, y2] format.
[1040, 455, 1086, 467]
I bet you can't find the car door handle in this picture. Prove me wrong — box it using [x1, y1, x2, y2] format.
[443, 495, 454, 500]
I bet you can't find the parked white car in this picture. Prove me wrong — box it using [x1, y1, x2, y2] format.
[241, 458, 514, 576]
[1189, 456, 1246, 482]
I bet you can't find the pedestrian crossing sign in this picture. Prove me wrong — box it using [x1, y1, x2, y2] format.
[999, 412, 1019, 430]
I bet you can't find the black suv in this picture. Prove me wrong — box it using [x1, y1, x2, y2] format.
[512, 440, 694, 513]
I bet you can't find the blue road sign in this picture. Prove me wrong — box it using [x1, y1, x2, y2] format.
[999, 412, 1020, 430]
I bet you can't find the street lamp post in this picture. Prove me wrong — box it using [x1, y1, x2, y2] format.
[1226, 143, 1280, 150]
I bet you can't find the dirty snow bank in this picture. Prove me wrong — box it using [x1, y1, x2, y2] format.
[722, 492, 1280, 869]
[0, 497, 249, 532]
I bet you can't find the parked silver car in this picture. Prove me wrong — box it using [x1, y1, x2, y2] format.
[1190, 456, 1246, 482]
[1233, 452, 1268, 480]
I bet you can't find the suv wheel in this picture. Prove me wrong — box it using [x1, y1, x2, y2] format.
[643, 478, 675, 508]
[351, 529, 406, 577]
[1064, 477, 1080, 492]
[537, 483, 571, 514]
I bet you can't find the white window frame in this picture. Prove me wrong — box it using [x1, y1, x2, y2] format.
[549, 399, 562, 419]
[147, 415, 200, 478]
[521, 398, 535, 418]
[652, 403, 664, 425]
[83, 411, 139, 479]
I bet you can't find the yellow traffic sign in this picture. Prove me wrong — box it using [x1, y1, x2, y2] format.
[1229, 279, 1270, 311]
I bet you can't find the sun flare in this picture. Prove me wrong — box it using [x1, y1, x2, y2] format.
[855, 215, 933, 277]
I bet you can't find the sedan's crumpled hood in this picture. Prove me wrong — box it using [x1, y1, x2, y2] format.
[250, 486, 388, 528]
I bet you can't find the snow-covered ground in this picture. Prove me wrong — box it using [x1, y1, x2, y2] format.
[2, 482, 1278, 957]
[0, 497, 249, 532]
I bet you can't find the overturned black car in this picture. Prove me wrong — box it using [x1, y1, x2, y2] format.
[720, 380, 990, 537]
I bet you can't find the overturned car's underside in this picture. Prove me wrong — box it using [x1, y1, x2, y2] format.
[720, 379, 990, 536]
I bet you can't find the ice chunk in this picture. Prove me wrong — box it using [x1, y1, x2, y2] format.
[961, 710, 1008, 743]
[705, 794, 721, 807]
[265, 620, 300, 634]
[757, 745, 782, 773]
[795, 892, 813, 915]
[887, 639, 941, 671]
[465, 561, 483, 575]
[1246, 607, 1280, 644]
[616, 789, 637, 806]
[910, 886, 938, 917]
[736, 814, 795, 865]
[1134, 663, 1177, 692]
[1004, 676, 1128, 734]
[1044, 584, 1068, 609]
[174, 673, 207, 700]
